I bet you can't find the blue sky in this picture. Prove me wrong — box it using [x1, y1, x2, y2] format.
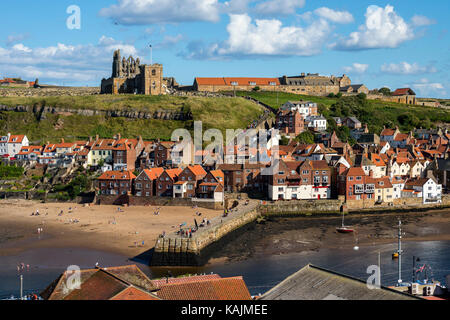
[0, 0, 449, 98]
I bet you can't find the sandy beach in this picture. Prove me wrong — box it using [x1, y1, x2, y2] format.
[0, 199, 222, 258]
[1, 199, 449, 264]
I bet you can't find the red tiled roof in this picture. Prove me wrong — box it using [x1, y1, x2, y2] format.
[381, 128, 396, 136]
[195, 77, 280, 86]
[188, 165, 207, 177]
[343, 167, 366, 177]
[97, 170, 136, 180]
[8, 135, 26, 143]
[110, 286, 160, 300]
[155, 277, 252, 300]
[64, 269, 129, 300]
[209, 169, 224, 183]
[394, 133, 409, 141]
[165, 168, 182, 179]
[142, 168, 165, 180]
[151, 274, 222, 289]
[392, 88, 416, 96]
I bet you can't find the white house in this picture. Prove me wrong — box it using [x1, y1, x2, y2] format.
[305, 115, 327, 132]
[391, 176, 406, 199]
[0, 133, 29, 158]
[401, 177, 442, 204]
[280, 101, 318, 117]
[16, 146, 43, 162]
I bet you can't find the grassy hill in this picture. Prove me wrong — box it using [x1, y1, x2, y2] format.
[0, 95, 264, 143]
[237, 91, 450, 135]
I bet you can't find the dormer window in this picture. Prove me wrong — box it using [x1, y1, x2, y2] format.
[231, 81, 238, 86]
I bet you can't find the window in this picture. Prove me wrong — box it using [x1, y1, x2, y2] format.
[355, 184, 364, 194]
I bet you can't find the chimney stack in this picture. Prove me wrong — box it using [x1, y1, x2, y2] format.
[95, 134, 99, 141]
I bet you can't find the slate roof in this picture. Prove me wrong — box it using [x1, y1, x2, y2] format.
[259, 264, 420, 300]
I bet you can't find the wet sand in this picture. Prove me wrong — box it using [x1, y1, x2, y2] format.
[0, 199, 221, 257]
[207, 208, 450, 263]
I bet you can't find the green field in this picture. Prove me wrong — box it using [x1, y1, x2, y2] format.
[236, 91, 450, 134]
[0, 95, 264, 143]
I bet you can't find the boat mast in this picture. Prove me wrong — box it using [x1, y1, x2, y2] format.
[397, 220, 403, 285]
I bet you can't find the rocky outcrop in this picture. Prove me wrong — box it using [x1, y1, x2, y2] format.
[0, 104, 193, 121]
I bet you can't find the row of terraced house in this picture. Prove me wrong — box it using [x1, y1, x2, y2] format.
[2, 123, 449, 207]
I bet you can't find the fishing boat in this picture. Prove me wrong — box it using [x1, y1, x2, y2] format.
[336, 212, 354, 233]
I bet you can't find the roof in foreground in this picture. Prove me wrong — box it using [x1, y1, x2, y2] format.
[259, 264, 420, 300]
[155, 276, 252, 300]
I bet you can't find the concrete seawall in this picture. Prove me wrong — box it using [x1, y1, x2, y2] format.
[150, 196, 450, 266]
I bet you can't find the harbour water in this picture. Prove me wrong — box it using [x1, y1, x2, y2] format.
[1, 240, 449, 298]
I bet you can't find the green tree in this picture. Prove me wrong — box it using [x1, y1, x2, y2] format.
[295, 131, 315, 144]
[280, 135, 290, 146]
[378, 87, 392, 96]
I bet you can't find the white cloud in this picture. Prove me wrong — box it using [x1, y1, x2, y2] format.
[331, 5, 414, 50]
[411, 15, 436, 27]
[411, 78, 446, 97]
[343, 63, 369, 74]
[222, 0, 252, 14]
[185, 14, 333, 59]
[6, 33, 30, 46]
[99, 0, 220, 25]
[0, 37, 138, 84]
[314, 7, 354, 24]
[154, 34, 184, 49]
[381, 62, 437, 75]
[255, 0, 305, 16]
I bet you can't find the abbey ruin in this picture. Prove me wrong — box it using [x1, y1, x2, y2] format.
[101, 50, 177, 95]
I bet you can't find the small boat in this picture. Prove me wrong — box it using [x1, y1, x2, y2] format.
[337, 212, 354, 233]
[392, 252, 399, 259]
[337, 226, 355, 233]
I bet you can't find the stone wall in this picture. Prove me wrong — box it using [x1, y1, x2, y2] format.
[154, 207, 260, 255]
[258, 199, 343, 216]
[98, 194, 223, 209]
[0, 87, 99, 97]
